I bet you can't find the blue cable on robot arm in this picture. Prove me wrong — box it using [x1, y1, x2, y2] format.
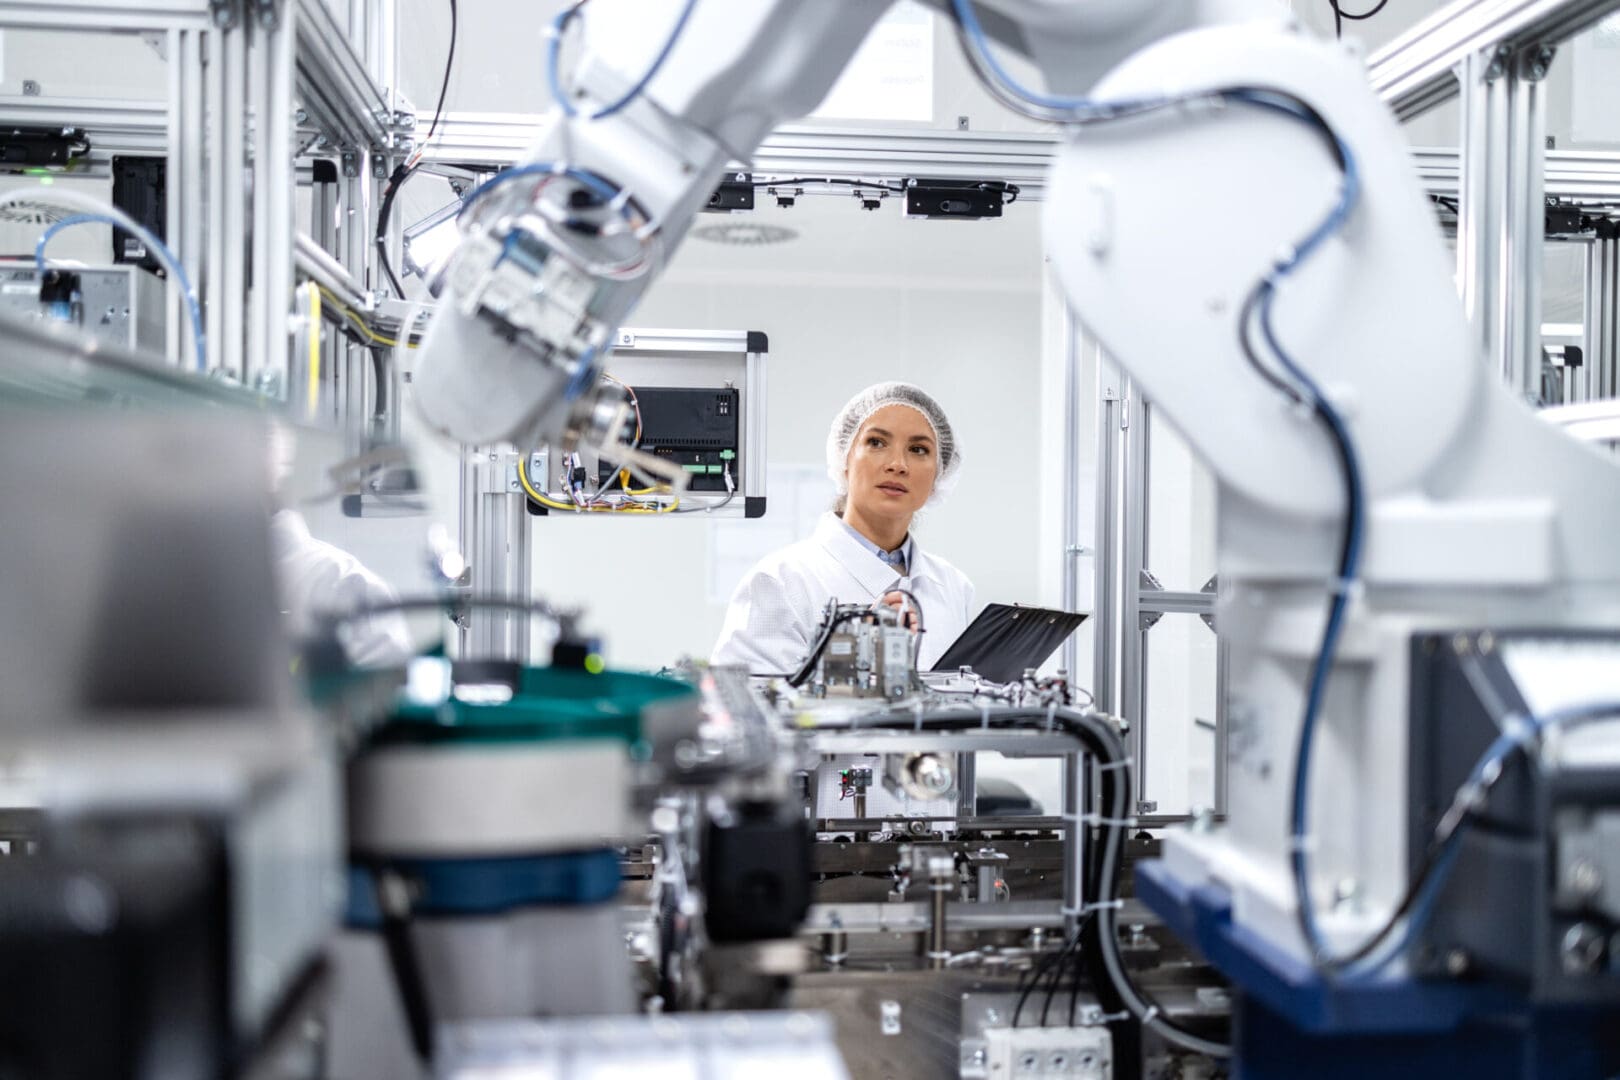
[458, 163, 629, 219]
[35, 212, 208, 374]
[547, 0, 700, 122]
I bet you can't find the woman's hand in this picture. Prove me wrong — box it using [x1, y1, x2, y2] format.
[878, 591, 919, 631]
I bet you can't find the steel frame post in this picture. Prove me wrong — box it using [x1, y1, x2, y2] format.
[460, 447, 532, 663]
[1459, 42, 1553, 397]
[221, 19, 248, 378]
[1119, 380, 1149, 811]
[166, 26, 205, 368]
[1059, 307, 1085, 680]
[1597, 236, 1620, 400]
[265, 3, 296, 397]
[1091, 354, 1122, 720]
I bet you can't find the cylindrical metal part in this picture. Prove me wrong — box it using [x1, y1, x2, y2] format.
[822, 930, 848, 968]
[956, 751, 977, 821]
[927, 876, 950, 970]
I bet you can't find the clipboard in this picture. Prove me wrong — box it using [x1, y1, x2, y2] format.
[929, 603, 1089, 684]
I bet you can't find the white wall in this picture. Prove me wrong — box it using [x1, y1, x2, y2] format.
[523, 198, 1048, 670]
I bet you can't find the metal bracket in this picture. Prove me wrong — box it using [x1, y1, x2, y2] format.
[210, 0, 239, 29]
[371, 155, 389, 179]
[1521, 44, 1557, 82]
[1200, 574, 1218, 632]
[341, 150, 359, 178]
[1483, 43, 1512, 82]
[879, 1000, 902, 1036]
[251, 0, 280, 30]
[1139, 569, 1164, 631]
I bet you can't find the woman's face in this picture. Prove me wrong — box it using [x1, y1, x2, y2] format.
[845, 403, 939, 524]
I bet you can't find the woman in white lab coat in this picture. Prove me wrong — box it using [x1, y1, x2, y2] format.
[711, 381, 973, 675]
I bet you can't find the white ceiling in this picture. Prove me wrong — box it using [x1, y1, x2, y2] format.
[667, 190, 1045, 288]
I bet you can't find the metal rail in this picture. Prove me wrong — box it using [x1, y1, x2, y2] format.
[0, 0, 210, 30]
[1368, 0, 1620, 121]
[293, 0, 393, 152]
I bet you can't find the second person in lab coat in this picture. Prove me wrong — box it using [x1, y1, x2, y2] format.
[711, 381, 973, 674]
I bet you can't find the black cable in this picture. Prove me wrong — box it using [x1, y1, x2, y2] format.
[367, 344, 390, 425]
[370, 866, 436, 1062]
[753, 177, 909, 193]
[1329, 0, 1390, 39]
[424, 0, 457, 143]
[810, 707, 1228, 1054]
[1040, 935, 1079, 1025]
[1067, 938, 1084, 1026]
[1013, 944, 1067, 1027]
[786, 608, 875, 687]
[375, 0, 458, 297]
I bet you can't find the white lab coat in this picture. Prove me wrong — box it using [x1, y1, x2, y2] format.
[271, 509, 415, 668]
[712, 512, 975, 675]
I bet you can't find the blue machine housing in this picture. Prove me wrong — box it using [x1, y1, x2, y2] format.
[1136, 860, 1620, 1079]
[345, 848, 621, 928]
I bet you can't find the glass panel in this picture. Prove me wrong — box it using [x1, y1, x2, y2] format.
[1139, 613, 1219, 818]
[1145, 407, 1217, 593]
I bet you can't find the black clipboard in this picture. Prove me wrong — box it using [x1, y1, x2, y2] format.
[929, 603, 1089, 684]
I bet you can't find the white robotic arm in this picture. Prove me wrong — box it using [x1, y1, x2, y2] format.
[409, 0, 1620, 1037]
[410, 0, 891, 453]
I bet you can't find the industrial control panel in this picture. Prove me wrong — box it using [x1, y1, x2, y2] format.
[0, 264, 165, 356]
[595, 386, 740, 494]
[528, 327, 767, 518]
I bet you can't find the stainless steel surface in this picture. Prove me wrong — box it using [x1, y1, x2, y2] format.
[435, 1013, 850, 1080]
[799, 899, 1164, 935]
[806, 731, 1087, 756]
[786, 971, 969, 1080]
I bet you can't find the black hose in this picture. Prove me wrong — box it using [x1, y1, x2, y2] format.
[370, 867, 435, 1063]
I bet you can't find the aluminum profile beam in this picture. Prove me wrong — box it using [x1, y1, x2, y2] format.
[752, 124, 1055, 194]
[0, 94, 166, 158]
[421, 113, 1057, 196]
[0, 0, 210, 31]
[293, 0, 392, 151]
[1369, 0, 1620, 122]
[1415, 146, 1620, 201]
[423, 116, 1620, 207]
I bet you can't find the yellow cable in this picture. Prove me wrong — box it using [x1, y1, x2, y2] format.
[312, 283, 416, 349]
[305, 282, 321, 417]
[516, 450, 585, 512]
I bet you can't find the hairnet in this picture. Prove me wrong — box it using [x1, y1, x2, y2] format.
[826, 381, 961, 507]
